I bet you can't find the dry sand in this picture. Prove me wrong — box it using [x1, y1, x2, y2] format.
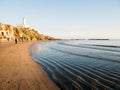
[0, 41, 59, 90]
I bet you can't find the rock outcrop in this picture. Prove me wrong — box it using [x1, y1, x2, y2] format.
[0, 23, 54, 41]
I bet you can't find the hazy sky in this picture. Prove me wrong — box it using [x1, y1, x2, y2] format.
[0, 0, 120, 39]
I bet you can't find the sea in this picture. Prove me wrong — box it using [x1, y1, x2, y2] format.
[30, 40, 120, 90]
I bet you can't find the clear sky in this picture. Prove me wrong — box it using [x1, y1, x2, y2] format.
[0, 0, 120, 39]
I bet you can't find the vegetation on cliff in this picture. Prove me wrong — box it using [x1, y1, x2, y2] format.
[0, 23, 55, 41]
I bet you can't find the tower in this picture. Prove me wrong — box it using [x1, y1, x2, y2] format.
[17, 18, 28, 28]
[23, 18, 26, 25]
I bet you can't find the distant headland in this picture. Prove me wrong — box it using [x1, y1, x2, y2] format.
[88, 39, 109, 40]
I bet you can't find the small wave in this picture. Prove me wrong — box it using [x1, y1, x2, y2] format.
[58, 42, 120, 53]
[32, 55, 120, 90]
[92, 44, 120, 48]
[49, 47, 120, 63]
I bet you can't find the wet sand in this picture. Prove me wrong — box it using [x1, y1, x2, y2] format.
[0, 41, 59, 90]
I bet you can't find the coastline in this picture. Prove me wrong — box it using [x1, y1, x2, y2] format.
[0, 41, 59, 90]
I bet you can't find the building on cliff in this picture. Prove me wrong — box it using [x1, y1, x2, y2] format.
[17, 18, 28, 28]
[0, 18, 29, 41]
[0, 18, 44, 42]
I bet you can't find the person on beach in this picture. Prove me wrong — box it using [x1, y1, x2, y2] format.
[7, 38, 9, 41]
[15, 38, 17, 44]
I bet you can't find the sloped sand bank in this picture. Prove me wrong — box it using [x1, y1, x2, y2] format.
[0, 41, 59, 90]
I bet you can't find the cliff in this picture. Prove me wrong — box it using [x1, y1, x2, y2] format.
[0, 23, 54, 41]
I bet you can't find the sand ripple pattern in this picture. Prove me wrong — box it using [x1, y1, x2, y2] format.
[30, 40, 120, 90]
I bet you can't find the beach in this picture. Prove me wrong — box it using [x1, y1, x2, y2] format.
[0, 41, 59, 90]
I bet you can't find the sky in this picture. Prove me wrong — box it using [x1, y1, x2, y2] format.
[0, 0, 120, 39]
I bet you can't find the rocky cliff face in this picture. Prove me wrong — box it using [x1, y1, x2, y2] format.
[0, 23, 54, 41]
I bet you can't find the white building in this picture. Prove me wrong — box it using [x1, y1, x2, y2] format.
[17, 18, 28, 28]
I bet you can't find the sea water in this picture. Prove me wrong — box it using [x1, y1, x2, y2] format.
[30, 40, 120, 90]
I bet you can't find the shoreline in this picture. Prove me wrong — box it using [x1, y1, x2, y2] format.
[0, 41, 59, 90]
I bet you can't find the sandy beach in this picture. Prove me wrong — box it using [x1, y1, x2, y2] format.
[0, 41, 59, 90]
